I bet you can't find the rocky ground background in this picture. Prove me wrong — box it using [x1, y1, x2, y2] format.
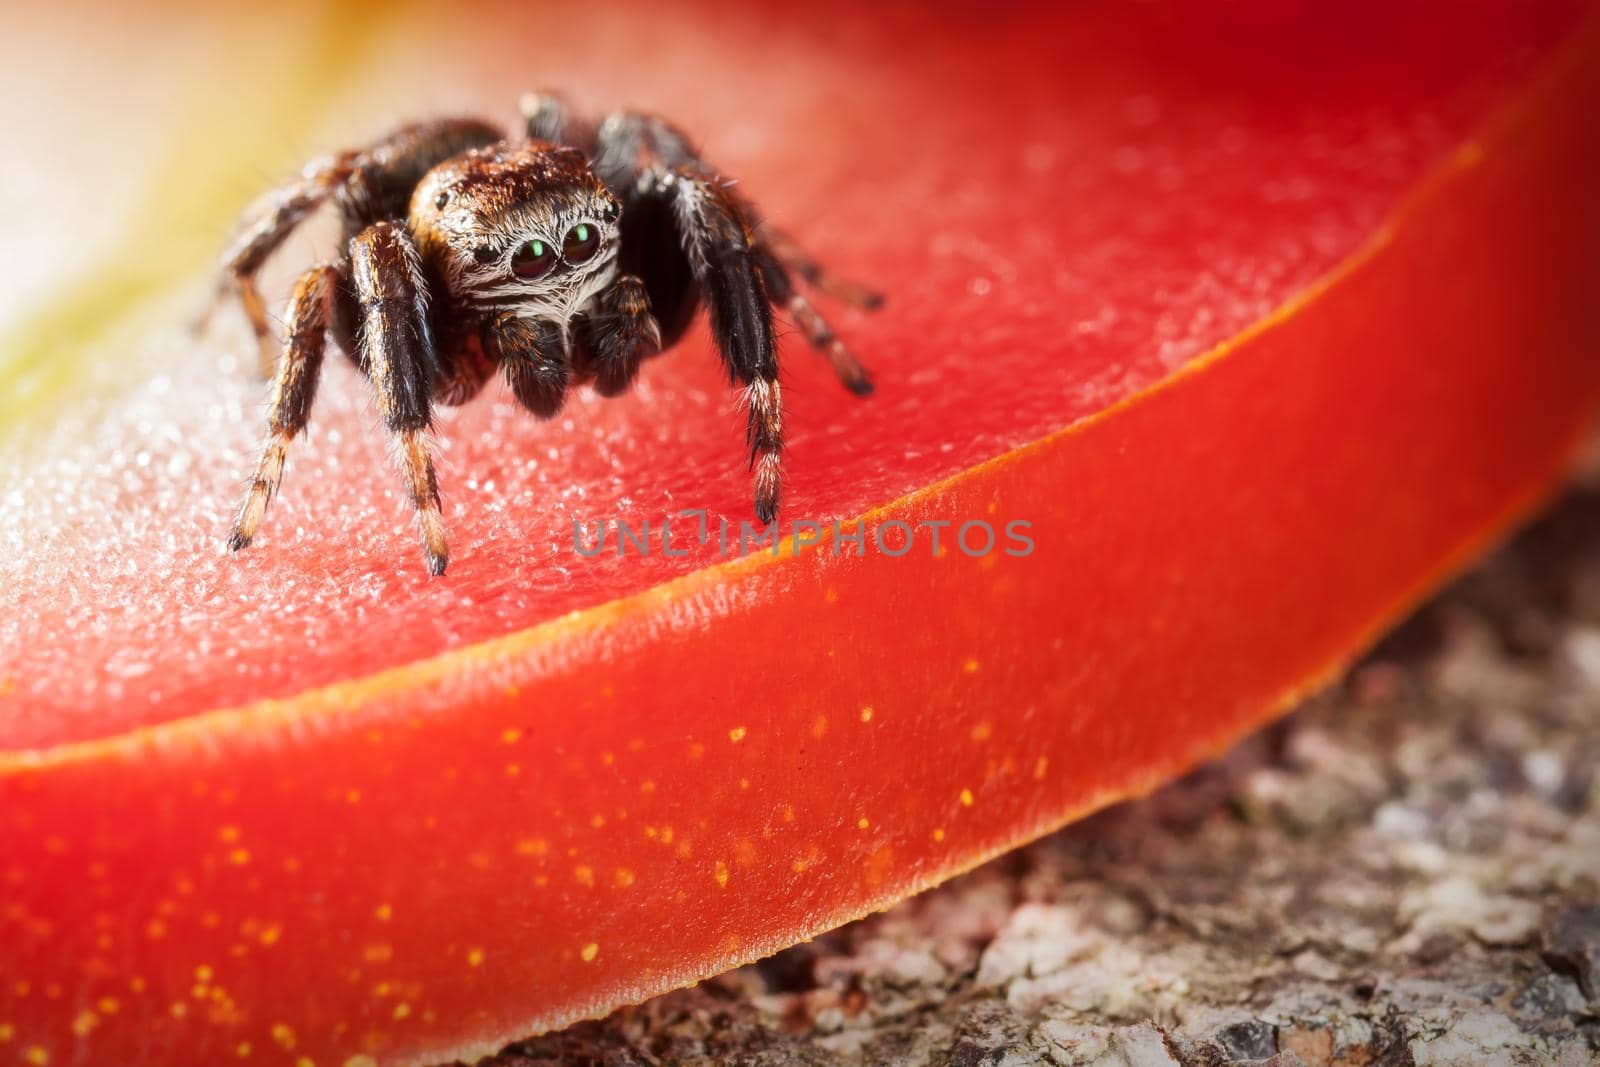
[463, 484, 1600, 1066]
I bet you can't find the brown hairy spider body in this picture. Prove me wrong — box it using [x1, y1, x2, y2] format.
[212, 95, 878, 575]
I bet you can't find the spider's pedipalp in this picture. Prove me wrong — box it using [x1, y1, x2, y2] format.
[486, 311, 571, 418]
[229, 263, 341, 551]
[581, 273, 661, 397]
[350, 221, 450, 575]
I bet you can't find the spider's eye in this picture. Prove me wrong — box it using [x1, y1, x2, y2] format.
[511, 239, 556, 280]
[562, 222, 601, 264]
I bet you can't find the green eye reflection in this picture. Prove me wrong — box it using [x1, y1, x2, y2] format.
[562, 222, 601, 264]
[511, 239, 555, 279]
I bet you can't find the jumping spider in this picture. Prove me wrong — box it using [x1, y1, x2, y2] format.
[213, 93, 879, 575]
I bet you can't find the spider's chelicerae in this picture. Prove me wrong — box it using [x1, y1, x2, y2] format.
[214, 93, 879, 575]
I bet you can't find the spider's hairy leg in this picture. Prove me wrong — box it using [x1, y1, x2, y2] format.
[485, 312, 573, 419]
[228, 264, 341, 553]
[204, 151, 360, 377]
[518, 90, 595, 152]
[351, 221, 451, 576]
[754, 222, 885, 311]
[663, 169, 785, 522]
[581, 274, 661, 397]
[753, 246, 874, 397]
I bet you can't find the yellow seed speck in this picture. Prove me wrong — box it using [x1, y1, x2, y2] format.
[811, 715, 828, 740]
[659, 826, 675, 845]
[466, 947, 485, 967]
[236, 1041, 252, 1057]
[297, 1059, 316, 1067]
[963, 658, 980, 674]
[970, 721, 993, 743]
[24, 1046, 48, 1065]
[345, 1058, 378, 1067]
[228, 848, 251, 866]
[502, 728, 522, 744]
[614, 868, 635, 888]
[515, 838, 549, 856]
[573, 865, 595, 887]
[857, 817, 870, 830]
[959, 788, 975, 807]
[218, 825, 241, 843]
[728, 726, 747, 743]
[860, 707, 874, 723]
[271, 1023, 296, 1049]
[345, 789, 361, 804]
[739, 777, 751, 790]
[714, 861, 730, 888]
[0, 1023, 13, 1042]
[362, 943, 393, 963]
[505, 763, 522, 778]
[933, 827, 946, 842]
[195, 965, 214, 982]
[392, 1002, 411, 1020]
[589, 813, 606, 829]
[129, 977, 147, 993]
[639, 779, 656, 794]
[600, 750, 615, 766]
[580, 942, 599, 962]
[169, 1002, 187, 1018]
[71, 1011, 97, 1036]
[95, 997, 118, 1015]
[259, 924, 282, 946]
[375, 904, 392, 922]
[688, 741, 706, 760]
[1034, 757, 1049, 780]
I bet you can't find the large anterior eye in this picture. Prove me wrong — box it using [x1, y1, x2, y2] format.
[511, 239, 556, 280]
[562, 222, 601, 264]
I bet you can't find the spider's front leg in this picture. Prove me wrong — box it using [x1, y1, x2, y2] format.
[350, 222, 451, 575]
[665, 172, 785, 522]
[204, 151, 360, 378]
[228, 264, 342, 551]
[580, 274, 661, 397]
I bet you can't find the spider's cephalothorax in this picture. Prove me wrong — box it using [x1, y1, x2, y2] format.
[212, 94, 879, 574]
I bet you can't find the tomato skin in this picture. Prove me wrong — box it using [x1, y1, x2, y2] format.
[4, 4, 1600, 1065]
